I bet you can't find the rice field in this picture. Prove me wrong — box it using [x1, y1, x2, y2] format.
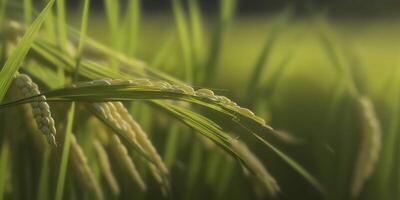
[0, 0, 399, 200]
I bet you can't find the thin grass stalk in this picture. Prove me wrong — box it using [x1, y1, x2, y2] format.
[150, 33, 175, 69]
[73, 0, 90, 81]
[0, 0, 8, 31]
[216, 159, 234, 198]
[163, 124, 180, 168]
[124, 0, 140, 57]
[204, 0, 236, 84]
[0, 0, 55, 101]
[37, 149, 50, 200]
[245, 7, 292, 106]
[54, 103, 76, 200]
[172, 0, 193, 83]
[185, 139, 202, 199]
[205, 153, 221, 184]
[103, 0, 120, 69]
[0, 141, 9, 200]
[378, 69, 400, 198]
[42, 0, 56, 43]
[55, 1, 90, 197]
[56, 0, 67, 51]
[188, 0, 204, 71]
[23, 0, 32, 25]
[55, 0, 67, 83]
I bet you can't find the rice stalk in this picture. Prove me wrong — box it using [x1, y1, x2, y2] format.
[204, 0, 236, 84]
[246, 7, 293, 105]
[23, 0, 32, 25]
[172, 0, 193, 83]
[163, 123, 180, 168]
[351, 96, 382, 197]
[103, 0, 120, 69]
[13, 73, 57, 146]
[93, 139, 120, 195]
[188, 0, 204, 70]
[54, 102, 75, 200]
[36, 149, 50, 200]
[0, 0, 8, 31]
[0, 141, 9, 200]
[41, 0, 56, 43]
[56, 0, 67, 51]
[185, 139, 203, 199]
[69, 134, 104, 200]
[123, 0, 140, 57]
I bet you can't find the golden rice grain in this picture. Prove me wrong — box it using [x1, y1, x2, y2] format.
[351, 96, 382, 197]
[228, 137, 280, 196]
[93, 140, 120, 196]
[14, 73, 57, 146]
[70, 134, 104, 200]
[109, 134, 146, 191]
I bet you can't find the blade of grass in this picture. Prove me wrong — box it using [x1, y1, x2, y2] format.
[204, 0, 236, 84]
[246, 7, 293, 106]
[0, 0, 55, 102]
[55, 1, 89, 198]
[54, 103, 75, 200]
[216, 159, 234, 198]
[73, 0, 90, 81]
[42, 0, 56, 43]
[163, 124, 180, 168]
[37, 150, 50, 200]
[378, 67, 400, 198]
[103, 0, 120, 69]
[56, 0, 67, 50]
[188, 0, 203, 71]
[23, 0, 32, 25]
[172, 0, 193, 83]
[150, 32, 175, 69]
[185, 139, 202, 199]
[0, 0, 8, 29]
[123, 0, 140, 57]
[56, 0, 66, 83]
[0, 141, 9, 200]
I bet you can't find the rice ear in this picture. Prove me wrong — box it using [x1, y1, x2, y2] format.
[13, 72, 57, 146]
[93, 139, 120, 196]
[228, 136, 280, 197]
[351, 96, 382, 197]
[69, 134, 104, 200]
[108, 134, 147, 191]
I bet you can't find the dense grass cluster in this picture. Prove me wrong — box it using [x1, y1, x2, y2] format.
[0, 0, 398, 200]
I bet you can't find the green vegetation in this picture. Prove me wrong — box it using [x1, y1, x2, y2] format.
[0, 0, 398, 200]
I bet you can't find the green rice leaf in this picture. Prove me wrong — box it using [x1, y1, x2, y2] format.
[0, 142, 9, 200]
[0, 0, 55, 102]
[54, 103, 76, 200]
[172, 0, 193, 83]
[23, 0, 32, 25]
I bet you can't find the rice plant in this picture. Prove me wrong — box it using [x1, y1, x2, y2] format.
[0, 0, 398, 200]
